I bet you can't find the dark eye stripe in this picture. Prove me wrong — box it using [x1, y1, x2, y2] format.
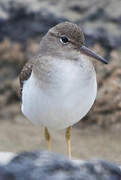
[49, 32, 83, 46]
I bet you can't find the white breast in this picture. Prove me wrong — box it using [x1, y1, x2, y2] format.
[22, 58, 97, 130]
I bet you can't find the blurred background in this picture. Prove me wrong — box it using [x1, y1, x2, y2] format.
[0, 0, 121, 163]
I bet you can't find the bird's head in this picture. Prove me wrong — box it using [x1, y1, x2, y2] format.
[42, 22, 108, 64]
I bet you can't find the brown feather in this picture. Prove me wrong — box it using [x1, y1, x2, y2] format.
[19, 60, 33, 98]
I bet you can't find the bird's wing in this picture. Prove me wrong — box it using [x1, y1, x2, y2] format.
[19, 60, 33, 99]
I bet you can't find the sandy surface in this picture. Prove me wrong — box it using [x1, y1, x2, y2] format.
[0, 120, 121, 165]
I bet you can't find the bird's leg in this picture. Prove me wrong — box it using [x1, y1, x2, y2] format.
[44, 127, 51, 151]
[65, 126, 72, 159]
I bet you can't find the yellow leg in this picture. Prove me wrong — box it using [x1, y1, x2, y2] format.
[44, 127, 51, 151]
[65, 126, 72, 159]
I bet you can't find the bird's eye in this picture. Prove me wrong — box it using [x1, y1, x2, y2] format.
[60, 36, 69, 44]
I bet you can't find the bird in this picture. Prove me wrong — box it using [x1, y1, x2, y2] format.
[19, 22, 108, 159]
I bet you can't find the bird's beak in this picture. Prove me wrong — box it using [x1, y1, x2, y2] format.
[80, 45, 108, 64]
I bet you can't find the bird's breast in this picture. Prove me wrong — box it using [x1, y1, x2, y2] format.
[22, 58, 97, 129]
[33, 58, 96, 95]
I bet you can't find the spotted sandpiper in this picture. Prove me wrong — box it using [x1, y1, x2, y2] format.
[19, 22, 108, 159]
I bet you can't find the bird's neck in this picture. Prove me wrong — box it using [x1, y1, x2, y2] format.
[33, 54, 96, 89]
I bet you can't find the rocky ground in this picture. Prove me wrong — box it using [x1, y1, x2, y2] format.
[0, 151, 121, 180]
[0, 0, 121, 128]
